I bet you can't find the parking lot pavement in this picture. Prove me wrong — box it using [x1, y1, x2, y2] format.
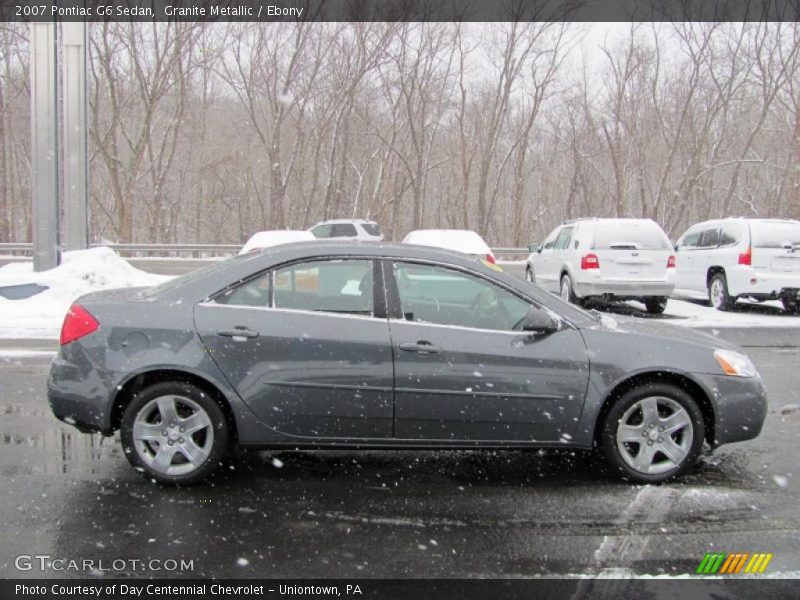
[0, 347, 798, 579]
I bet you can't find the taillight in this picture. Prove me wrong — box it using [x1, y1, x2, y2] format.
[60, 304, 99, 346]
[581, 253, 600, 269]
[485, 253, 496, 265]
[738, 247, 752, 266]
[667, 255, 676, 268]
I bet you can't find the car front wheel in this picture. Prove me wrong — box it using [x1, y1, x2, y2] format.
[600, 383, 704, 483]
[525, 267, 535, 283]
[782, 296, 800, 315]
[121, 381, 229, 485]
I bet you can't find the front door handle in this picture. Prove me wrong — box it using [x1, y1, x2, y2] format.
[399, 341, 441, 355]
[217, 326, 259, 340]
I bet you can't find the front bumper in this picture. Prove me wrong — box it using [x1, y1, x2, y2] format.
[694, 372, 768, 446]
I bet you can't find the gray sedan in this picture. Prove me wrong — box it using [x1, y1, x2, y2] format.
[48, 242, 767, 485]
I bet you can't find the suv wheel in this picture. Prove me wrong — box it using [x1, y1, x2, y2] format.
[560, 274, 580, 305]
[600, 383, 704, 483]
[644, 297, 668, 315]
[525, 267, 535, 284]
[782, 296, 800, 315]
[121, 381, 229, 485]
[708, 273, 735, 311]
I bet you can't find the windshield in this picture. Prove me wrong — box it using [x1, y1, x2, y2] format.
[592, 221, 671, 250]
[750, 221, 800, 248]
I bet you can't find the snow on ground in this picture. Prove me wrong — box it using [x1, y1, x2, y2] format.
[629, 298, 800, 329]
[0, 247, 171, 339]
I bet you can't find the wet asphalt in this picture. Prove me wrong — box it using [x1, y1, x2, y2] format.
[0, 344, 798, 580]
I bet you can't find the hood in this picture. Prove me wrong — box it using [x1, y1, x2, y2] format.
[586, 312, 742, 352]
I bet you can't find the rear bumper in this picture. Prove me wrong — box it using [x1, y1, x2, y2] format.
[727, 267, 800, 298]
[694, 373, 768, 446]
[574, 279, 675, 299]
[48, 356, 114, 435]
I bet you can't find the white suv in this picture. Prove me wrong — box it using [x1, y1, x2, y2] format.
[526, 218, 676, 313]
[309, 219, 383, 241]
[673, 218, 800, 313]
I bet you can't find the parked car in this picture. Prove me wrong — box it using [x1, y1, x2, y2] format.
[526, 218, 676, 313]
[309, 219, 383, 241]
[49, 241, 766, 485]
[402, 229, 496, 264]
[239, 230, 316, 255]
[673, 218, 800, 313]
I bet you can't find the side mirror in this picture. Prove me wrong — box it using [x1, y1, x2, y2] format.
[672, 241, 679, 251]
[520, 307, 559, 334]
[528, 243, 541, 253]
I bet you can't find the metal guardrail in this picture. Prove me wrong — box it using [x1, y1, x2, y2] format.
[0, 242, 530, 258]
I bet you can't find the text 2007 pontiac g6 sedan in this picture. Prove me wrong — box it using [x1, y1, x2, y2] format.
[48, 242, 767, 485]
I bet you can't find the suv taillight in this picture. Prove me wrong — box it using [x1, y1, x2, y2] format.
[581, 253, 600, 269]
[60, 305, 99, 346]
[667, 255, 676, 268]
[738, 247, 752, 266]
[485, 253, 496, 265]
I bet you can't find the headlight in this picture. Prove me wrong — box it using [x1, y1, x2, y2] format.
[714, 349, 759, 378]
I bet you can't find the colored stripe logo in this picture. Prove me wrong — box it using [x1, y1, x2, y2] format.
[696, 552, 773, 574]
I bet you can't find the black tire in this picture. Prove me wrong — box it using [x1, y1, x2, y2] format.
[644, 297, 668, 315]
[782, 296, 800, 315]
[121, 381, 230, 485]
[708, 272, 735, 311]
[560, 273, 581, 305]
[599, 382, 705, 484]
[525, 267, 535, 284]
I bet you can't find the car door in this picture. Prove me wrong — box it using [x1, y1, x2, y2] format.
[193, 258, 394, 439]
[674, 225, 701, 293]
[386, 261, 590, 442]
[694, 224, 721, 291]
[532, 227, 561, 292]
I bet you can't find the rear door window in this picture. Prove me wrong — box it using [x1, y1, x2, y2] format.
[273, 259, 374, 315]
[554, 227, 574, 250]
[719, 223, 741, 246]
[698, 227, 720, 248]
[330, 224, 358, 237]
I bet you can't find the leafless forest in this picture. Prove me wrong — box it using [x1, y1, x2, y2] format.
[0, 21, 799, 246]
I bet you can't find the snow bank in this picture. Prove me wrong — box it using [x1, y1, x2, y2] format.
[645, 299, 800, 329]
[0, 247, 171, 339]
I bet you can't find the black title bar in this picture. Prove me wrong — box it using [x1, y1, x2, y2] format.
[2, 0, 800, 22]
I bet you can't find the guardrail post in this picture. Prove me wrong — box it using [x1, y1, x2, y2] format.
[30, 21, 60, 271]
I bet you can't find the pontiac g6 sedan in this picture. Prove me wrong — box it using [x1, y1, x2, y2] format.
[48, 242, 767, 485]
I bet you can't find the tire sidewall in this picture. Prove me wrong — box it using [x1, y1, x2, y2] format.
[121, 381, 229, 485]
[600, 382, 705, 483]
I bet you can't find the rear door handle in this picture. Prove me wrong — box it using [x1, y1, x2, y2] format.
[399, 341, 441, 355]
[217, 327, 259, 339]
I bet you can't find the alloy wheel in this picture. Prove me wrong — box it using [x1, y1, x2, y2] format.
[615, 395, 693, 475]
[132, 395, 214, 476]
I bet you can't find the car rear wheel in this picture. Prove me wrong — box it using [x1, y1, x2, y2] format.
[644, 297, 668, 314]
[709, 273, 735, 311]
[782, 296, 800, 315]
[600, 383, 704, 483]
[560, 274, 580, 305]
[121, 381, 229, 485]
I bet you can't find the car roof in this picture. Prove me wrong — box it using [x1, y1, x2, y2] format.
[313, 218, 377, 225]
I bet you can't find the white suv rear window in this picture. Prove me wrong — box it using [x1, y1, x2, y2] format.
[592, 221, 671, 251]
[750, 222, 800, 248]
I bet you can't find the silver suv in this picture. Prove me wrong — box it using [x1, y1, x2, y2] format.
[674, 218, 800, 313]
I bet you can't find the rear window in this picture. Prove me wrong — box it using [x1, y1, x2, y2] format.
[362, 223, 381, 236]
[592, 221, 671, 251]
[750, 222, 800, 248]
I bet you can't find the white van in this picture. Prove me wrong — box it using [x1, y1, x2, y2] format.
[673, 218, 800, 313]
[526, 218, 675, 313]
